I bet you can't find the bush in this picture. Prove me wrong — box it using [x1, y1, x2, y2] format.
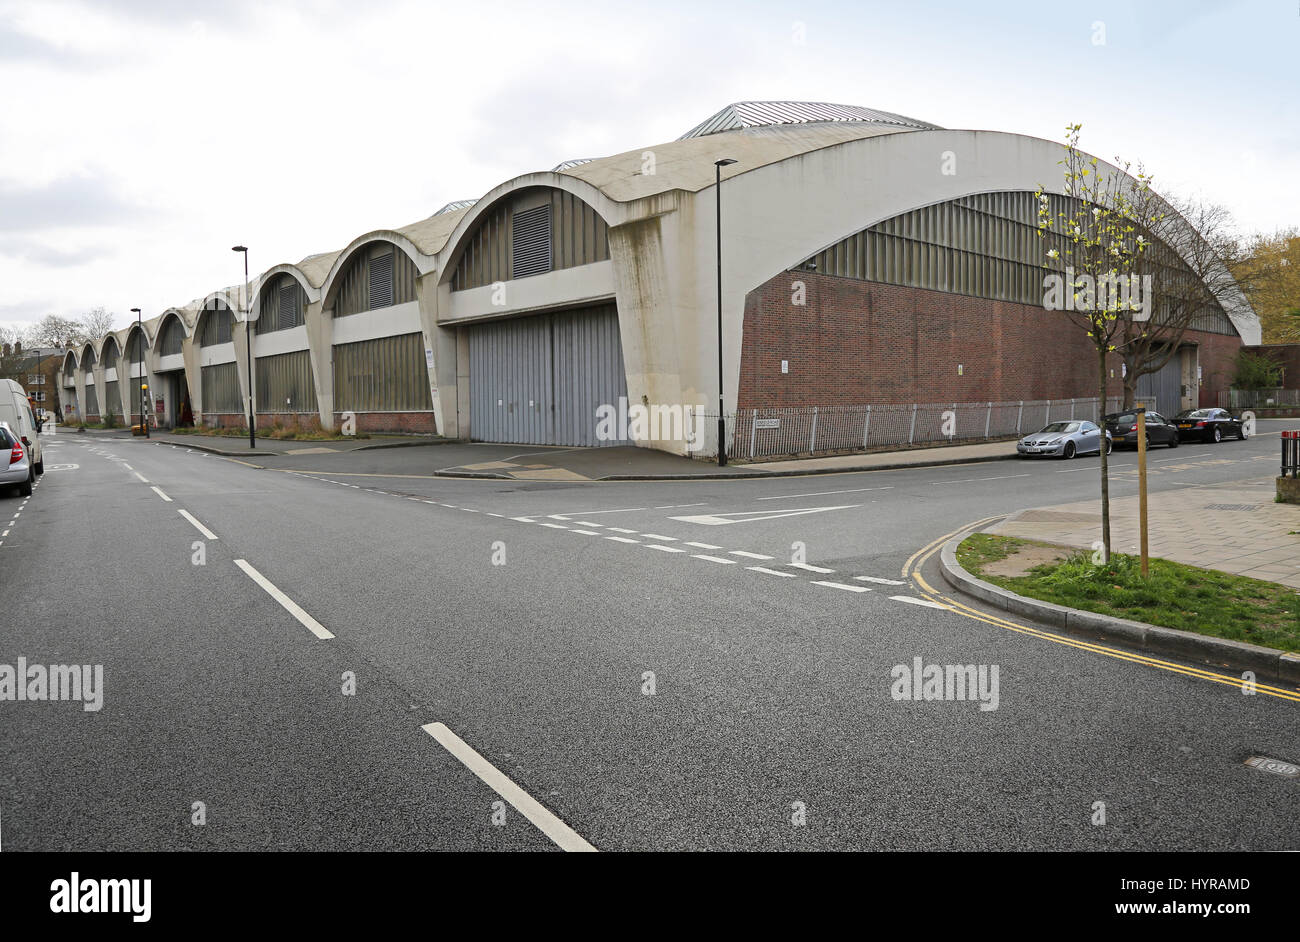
[1232, 349, 1283, 390]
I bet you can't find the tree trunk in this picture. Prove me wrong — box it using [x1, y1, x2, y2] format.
[1123, 375, 1138, 410]
[1098, 345, 1111, 564]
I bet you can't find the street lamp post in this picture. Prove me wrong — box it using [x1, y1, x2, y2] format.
[714, 157, 737, 467]
[232, 246, 255, 449]
[130, 308, 148, 438]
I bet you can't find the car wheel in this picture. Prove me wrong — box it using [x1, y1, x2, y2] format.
[19, 472, 32, 497]
[1105, 439, 1113, 456]
[1212, 427, 1222, 443]
[34, 460, 43, 474]
[1062, 442, 1076, 459]
[1238, 426, 1248, 441]
[1168, 435, 1178, 448]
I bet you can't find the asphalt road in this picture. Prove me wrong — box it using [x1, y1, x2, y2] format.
[2, 421, 1297, 851]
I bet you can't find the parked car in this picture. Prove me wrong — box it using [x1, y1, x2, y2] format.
[0, 378, 43, 474]
[1172, 408, 1247, 443]
[1102, 410, 1180, 449]
[1016, 420, 1111, 458]
[0, 421, 34, 497]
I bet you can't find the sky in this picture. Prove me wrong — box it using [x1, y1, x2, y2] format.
[0, 0, 1296, 336]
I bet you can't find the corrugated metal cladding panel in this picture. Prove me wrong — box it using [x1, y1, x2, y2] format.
[256, 349, 318, 413]
[469, 304, 627, 446]
[1137, 353, 1183, 418]
[333, 332, 432, 412]
[202, 362, 242, 413]
[84, 385, 99, 414]
[553, 305, 627, 446]
[103, 381, 119, 417]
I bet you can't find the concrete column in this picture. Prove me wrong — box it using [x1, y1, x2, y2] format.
[418, 272, 452, 437]
[303, 299, 333, 429]
[232, 321, 254, 424]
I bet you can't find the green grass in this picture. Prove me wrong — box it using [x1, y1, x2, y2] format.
[958, 533, 1300, 653]
[167, 424, 369, 441]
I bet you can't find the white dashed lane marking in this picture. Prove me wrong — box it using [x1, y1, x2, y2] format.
[150, 486, 173, 502]
[177, 509, 218, 540]
[421, 722, 596, 853]
[891, 596, 951, 610]
[790, 562, 835, 574]
[747, 566, 797, 578]
[730, 550, 773, 560]
[693, 554, 737, 565]
[812, 580, 871, 593]
[684, 541, 722, 550]
[646, 544, 684, 553]
[855, 576, 907, 585]
[605, 536, 640, 544]
[234, 559, 334, 640]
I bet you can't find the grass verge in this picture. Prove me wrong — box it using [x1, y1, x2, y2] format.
[957, 532, 1300, 652]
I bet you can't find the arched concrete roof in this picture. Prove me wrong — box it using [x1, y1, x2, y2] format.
[436, 174, 618, 285]
[62, 349, 78, 371]
[320, 231, 432, 309]
[156, 308, 192, 339]
[79, 341, 97, 368]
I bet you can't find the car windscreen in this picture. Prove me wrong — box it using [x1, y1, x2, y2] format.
[1176, 409, 1211, 418]
[1039, 423, 1078, 434]
[1110, 413, 1136, 425]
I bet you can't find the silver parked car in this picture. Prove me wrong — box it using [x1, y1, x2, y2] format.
[1016, 420, 1111, 459]
[0, 420, 34, 497]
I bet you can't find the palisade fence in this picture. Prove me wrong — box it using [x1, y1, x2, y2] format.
[697, 397, 1126, 461]
[1219, 388, 1300, 410]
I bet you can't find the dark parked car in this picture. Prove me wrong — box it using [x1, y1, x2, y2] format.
[1102, 411, 1180, 449]
[1172, 408, 1247, 443]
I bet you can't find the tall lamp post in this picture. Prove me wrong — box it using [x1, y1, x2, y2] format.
[130, 308, 148, 438]
[714, 157, 737, 467]
[232, 246, 255, 449]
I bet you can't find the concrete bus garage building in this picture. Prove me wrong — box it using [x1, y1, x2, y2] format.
[56, 101, 1259, 457]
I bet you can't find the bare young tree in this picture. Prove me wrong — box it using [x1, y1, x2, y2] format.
[1115, 195, 1244, 408]
[27, 313, 89, 350]
[80, 306, 118, 340]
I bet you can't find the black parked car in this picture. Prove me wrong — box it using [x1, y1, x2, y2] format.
[1172, 408, 1247, 443]
[1102, 410, 1180, 449]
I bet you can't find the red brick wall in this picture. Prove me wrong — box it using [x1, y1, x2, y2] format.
[739, 272, 1242, 409]
[333, 412, 437, 435]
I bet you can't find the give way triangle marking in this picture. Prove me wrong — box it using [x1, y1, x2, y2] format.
[668, 505, 860, 526]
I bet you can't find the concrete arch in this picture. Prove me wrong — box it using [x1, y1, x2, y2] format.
[157, 307, 195, 338]
[62, 349, 79, 372]
[253, 264, 318, 318]
[194, 295, 237, 342]
[320, 233, 430, 310]
[435, 173, 619, 287]
[79, 341, 98, 369]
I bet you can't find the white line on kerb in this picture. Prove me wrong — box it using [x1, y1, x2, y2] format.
[812, 581, 871, 593]
[234, 559, 335, 640]
[133, 472, 149, 483]
[151, 486, 173, 502]
[747, 566, 797, 577]
[421, 722, 596, 852]
[177, 509, 218, 540]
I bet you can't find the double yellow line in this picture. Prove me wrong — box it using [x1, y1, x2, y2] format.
[903, 520, 1300, 703]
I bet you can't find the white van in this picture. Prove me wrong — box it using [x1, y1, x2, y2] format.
[0, 379, 43, 475]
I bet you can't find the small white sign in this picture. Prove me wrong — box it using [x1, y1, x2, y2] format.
[754, 418, 781, 430]
[780, 360, 788, 374]
[426, 348, 434, 368]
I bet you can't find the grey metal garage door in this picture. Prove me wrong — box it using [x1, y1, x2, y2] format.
[1136, 349, 1183, 418]
[469, 304, 628, 446]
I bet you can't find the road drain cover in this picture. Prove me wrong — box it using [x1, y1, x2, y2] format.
[1245, 756, 1299, 778]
